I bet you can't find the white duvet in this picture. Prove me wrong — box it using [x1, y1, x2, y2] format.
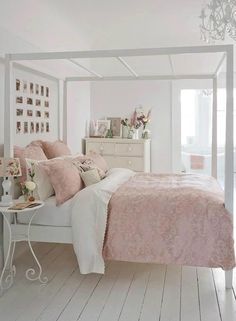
[71, 168, 135, 274]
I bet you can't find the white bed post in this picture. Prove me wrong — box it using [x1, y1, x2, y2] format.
[224, 45, 234, 289]
[211, 77, 217, 178]
[62, 80, 68, 144]
[3, 54, 14, 265]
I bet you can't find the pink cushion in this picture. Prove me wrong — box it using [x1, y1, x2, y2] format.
[89, 152, 109, 172]
[39, 159, 83, 205]
[14, 145, 47, 182]
[42, 140, 71, 159]
[28, 140, 44, 149]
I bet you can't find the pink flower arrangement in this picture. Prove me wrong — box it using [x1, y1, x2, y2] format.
[137, 109, 151, 130]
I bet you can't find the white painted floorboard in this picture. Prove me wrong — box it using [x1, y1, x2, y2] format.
[0, 243, 235, 321]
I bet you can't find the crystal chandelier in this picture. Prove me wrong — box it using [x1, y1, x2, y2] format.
[200, 0, 236, 43]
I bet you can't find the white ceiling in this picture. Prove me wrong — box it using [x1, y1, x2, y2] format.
[0, 0, 234, 78]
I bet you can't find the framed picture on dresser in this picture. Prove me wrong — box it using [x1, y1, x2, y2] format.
[107, 117, 122, 137]
[97, 120, 111, 137]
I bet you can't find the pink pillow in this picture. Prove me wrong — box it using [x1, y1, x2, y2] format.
[42, 140, 71, 159]
[28, 140, 44, 149]
[39, 159, 83, 205]
[14, 145, 47, 182]
[88, 151, 109, 173]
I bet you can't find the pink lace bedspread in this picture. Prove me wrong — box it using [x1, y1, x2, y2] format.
[103, 173, 235, 270]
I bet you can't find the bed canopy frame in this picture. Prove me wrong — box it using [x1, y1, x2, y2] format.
[3, 44, 234, 288]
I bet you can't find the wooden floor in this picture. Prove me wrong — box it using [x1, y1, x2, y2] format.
[0, 243, 235, 321]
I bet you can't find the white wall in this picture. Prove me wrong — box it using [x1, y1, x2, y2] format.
[0, 27, 40, 145]
[67, 82, 91, 154]
[90, 80, 172, 173]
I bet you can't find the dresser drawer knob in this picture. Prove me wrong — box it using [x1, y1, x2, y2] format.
[128, 160, 132, 165]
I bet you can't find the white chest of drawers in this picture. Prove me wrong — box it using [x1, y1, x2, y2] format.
[85, 138, 151, 172]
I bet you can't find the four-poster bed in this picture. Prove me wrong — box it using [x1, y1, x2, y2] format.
[2, 44, 234, 289]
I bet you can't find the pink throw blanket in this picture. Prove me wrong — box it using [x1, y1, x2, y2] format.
[103, 173, 235, 270]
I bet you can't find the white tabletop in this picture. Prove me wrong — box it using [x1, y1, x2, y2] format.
[0, 201, 44, 213]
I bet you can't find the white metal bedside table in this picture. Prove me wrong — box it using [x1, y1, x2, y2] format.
[0, 201, 48, 294]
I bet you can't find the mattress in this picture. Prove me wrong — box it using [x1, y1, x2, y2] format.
[17, 196, 72, 227]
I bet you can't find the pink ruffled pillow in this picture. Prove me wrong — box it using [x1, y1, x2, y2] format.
[42, 140, 71, 159]
[39, 159, 83, 205]
[14, 144, 47, 182]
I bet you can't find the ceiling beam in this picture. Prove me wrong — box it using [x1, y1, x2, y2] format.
[117, 57, 138, 77]
[9, 45, 233, 61]
[68, 59, 103, 78]
[66, 74, 214, 82]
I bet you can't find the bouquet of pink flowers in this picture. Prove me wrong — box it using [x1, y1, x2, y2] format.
[137, 109, 151, 130]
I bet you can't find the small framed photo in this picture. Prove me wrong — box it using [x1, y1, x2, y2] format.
[16, 109, 23, 116]
[46, 87, 49, 97]
[24, 122, 28, 134]
[30, 121, 34, 133]
[97, 120, 110, 137]
[16, 79, 20, 91]
[36, 110, 41, 117]
[23, 81, 27, 93]
[107, 117, 122, 137]
[45, 101, 49, 108]
[44, 111, 49, 119]
[41, 85, 44, 96]
[30, 82, 34, 94]
[27, 110, 33, 117]
[46, 122, 50, 133]
[41, 122, 45, 133]
[27, 97, 33, 105]
[16, 96, 23, 104]
[36, 122, 40, 133]
[16, 121, 21, 134]
[35, 84, 39, 95]
[36, 99, 41, 107]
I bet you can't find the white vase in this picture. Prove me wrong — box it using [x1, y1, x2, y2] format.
[133, 129, 139, 139]
[122, 125, 129, 138]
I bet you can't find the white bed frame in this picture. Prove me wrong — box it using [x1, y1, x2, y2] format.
[2, 45, 234, 288]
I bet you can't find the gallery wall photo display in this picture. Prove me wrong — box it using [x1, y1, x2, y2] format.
[15, 78, 51, 135]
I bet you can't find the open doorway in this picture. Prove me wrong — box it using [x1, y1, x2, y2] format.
[181, 89, 213, 176]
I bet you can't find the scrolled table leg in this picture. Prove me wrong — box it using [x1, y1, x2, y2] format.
[25, 210, 48, 284]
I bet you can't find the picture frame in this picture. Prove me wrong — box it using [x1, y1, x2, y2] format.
[35, 84, 39, 95]
[36, 99, 41, 107]
[27, 110, 33, 117]
[16, 121, 21, 134]
[16, 79, 20, 91]
[14, 77, 51, 135]
[16, 109, 23, 116]
[16, 97, 23, 104]
[107, 117, 122, 137]
[30, 122, 34, 133]
[96, 120, 111, 137]
[24, 122, 28, 134]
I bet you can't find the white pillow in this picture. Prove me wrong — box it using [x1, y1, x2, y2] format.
[25, 158, 54, 201]
[80, 168, 101, 187]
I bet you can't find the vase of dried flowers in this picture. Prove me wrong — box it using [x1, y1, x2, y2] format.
[137, 109, 151, 139]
